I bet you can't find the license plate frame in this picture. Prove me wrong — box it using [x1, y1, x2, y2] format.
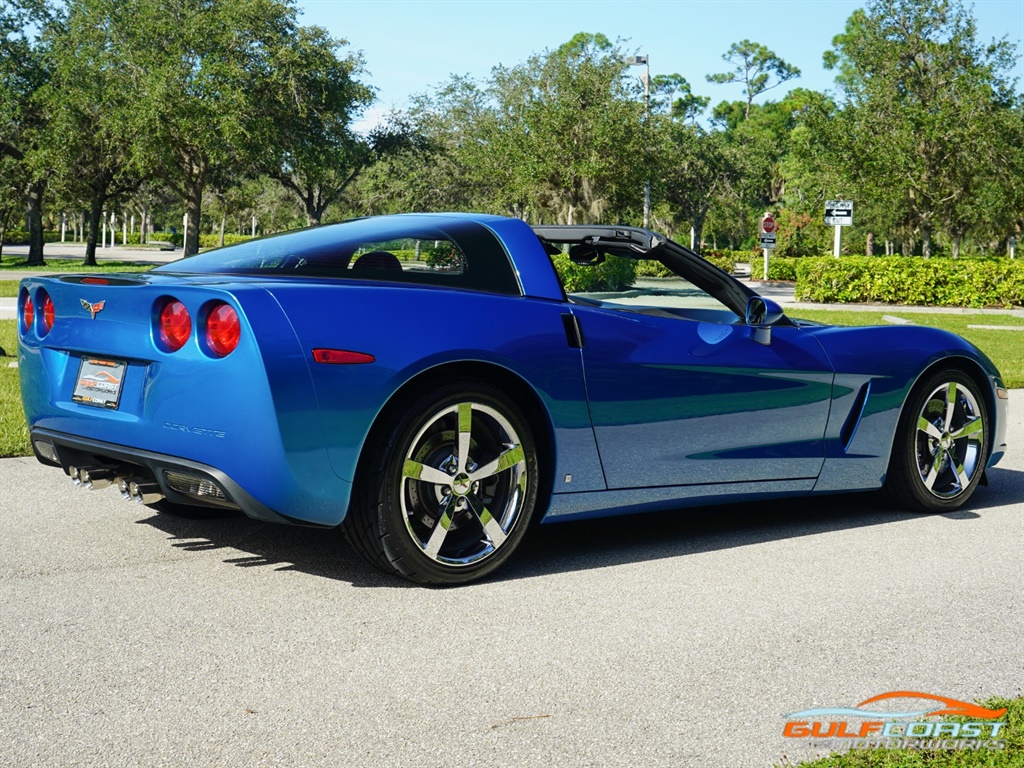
[72, 357, 127, 410]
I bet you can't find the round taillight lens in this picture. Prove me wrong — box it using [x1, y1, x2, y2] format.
[205, 303, 240, 357]
[158, 299, 191, 351]
[40, 291, 55, 335]
[21, 291, 34, 334]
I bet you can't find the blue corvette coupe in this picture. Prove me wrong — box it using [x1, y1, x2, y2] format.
[18, 214, 1009, 584]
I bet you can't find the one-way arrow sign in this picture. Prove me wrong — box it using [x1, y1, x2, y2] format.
[824, 200, 853, 226]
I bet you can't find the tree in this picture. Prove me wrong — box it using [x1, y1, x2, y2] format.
[43, 0, 143, 265]
[110, 0, 310, 256]
[484, 33, 649, 224]
[0, 152, 26, 260]
[355, 80, 490, 216]
[650, 73, 709, 124]
[706, 40, 800, 119]
[822, 0, 1020, 257]
[264, 24, 376, 226]
[0, 0, 59, 265]
[655, 122, 740, 253]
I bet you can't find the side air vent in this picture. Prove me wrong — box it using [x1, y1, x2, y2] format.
[561, 313, 584, 349]
[840, 381, 872, 452]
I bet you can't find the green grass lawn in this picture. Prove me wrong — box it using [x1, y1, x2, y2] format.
[1, 280, 20, 297]
[791, 309, 1024, 389]
[780, 696, 1021, 767]
[0, 319, 29, 458]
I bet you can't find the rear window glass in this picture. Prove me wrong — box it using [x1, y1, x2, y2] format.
[153, 215, 519, 295]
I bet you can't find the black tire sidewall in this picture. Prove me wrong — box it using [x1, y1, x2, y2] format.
[375, 382, 539, 584]
[889, 370, 989, 513]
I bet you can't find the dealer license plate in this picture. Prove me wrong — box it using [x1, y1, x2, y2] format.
[72, 357, 127, 410]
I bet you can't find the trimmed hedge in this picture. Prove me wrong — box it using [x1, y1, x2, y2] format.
[2, 230, 63, 244]
[796, 257, 1024, 308]
[552, 253, 636, 293]
[701, 254, 739, 274]
[198, 233, 253, 249]
[635, 260, 675, 278]
[748, 256, 802, 282]
[636, 255, 739, 278]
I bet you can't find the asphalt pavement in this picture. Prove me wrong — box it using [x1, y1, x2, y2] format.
[0, 393, 1021, 768]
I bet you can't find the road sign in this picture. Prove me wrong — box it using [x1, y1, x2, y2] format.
[759, 213, 777, 249]
[825, 200, 853, 227]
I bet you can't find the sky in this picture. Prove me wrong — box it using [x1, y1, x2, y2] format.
[297, 0, 1024, 131]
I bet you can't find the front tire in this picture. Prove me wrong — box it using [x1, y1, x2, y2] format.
[344, 383, 539, 585]
[883, 369, 989, 513]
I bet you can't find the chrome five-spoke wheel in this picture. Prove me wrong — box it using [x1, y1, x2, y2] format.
[344, 383, 539, 585]
[884, 370, 990, 512]
[915, 380, 985, 500]
[401, 401, 529, 567]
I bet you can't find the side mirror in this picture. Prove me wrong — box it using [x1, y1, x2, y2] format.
[745, 296, 784, 345]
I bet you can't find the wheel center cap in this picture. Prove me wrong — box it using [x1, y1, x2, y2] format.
[451, 473, 472, 496]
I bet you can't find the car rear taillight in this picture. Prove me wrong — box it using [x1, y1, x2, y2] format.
[204, 302, 240, 357]
[40, 291, 54, 335]
[158, 299, 191, 351]
[20, 290, 34, 334]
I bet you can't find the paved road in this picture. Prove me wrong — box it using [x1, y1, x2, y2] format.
[0, 394, 1021, 768]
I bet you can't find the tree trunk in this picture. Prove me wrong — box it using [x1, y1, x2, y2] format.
[921, 221, 932, 258]
[865, 232, 874, 257]
[184, 184, 203, 257]
[691, 207, 709, 255]
[951, 231, 962, 259]
[25, 178, 47, 266]
[219, 213, 226, 247]
[84, 192, 106, 266]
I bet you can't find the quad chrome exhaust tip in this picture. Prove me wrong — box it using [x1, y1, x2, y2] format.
[117, 477, 164, 505]
[69, 465, 118, 490]
[67, 465, 166, 505]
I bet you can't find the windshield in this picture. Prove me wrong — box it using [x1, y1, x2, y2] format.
[534, 226, 754, 321]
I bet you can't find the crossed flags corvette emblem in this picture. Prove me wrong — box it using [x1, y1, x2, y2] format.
[80, 299, 106, 319]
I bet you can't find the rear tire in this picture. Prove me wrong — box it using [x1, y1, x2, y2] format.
[883, 369, 989, 513]
[343, 383, 539, 585]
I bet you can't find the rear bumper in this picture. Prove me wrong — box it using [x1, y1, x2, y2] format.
[30, 428, 325, 527]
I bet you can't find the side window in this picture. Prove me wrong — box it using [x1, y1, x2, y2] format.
[162, 217, 521, 295]
[348, 238, 468, 275]
[552, 252, 740, 322]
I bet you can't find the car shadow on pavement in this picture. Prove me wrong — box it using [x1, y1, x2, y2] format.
[137, 511, 412, 588]
[136, 465, 1022, 588]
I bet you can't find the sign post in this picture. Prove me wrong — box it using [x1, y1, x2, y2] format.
[824, 200, 853, 258]
[759, 212, 777, 280]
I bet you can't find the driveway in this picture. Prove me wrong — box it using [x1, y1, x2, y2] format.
[0, 395, 1021, 768]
